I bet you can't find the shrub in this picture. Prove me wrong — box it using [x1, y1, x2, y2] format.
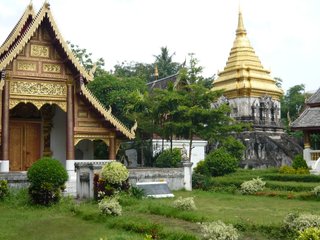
[196, 148, 239, 177]
[200, 221, 239, 240]
[0, 180, 9, 200]
[240, 177, 266, 194]
[173, 197, 196, 211]
[292, 154, 308, 170]
[296, 168, 310, 175]
[312, 186, 320, 197]
[220, 136, 245, 161]
[155, 148, 181, 168]
[192, 173, 212, 190]
[279, 165, 296, 174]
[100, 161, 129, 185]
[297, 227, 320, 240]
[27, 157, 68, 205]
[284, 212, 320, 232]
[98, 197, 122, 216]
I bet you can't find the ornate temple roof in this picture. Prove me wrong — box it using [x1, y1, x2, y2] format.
[291, 88, 320, 130]
[0, 2, 135, 139]
[212, 10, 283, 100]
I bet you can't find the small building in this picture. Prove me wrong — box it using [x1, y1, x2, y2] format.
[0, 2, 135, 184]
[291, 88, 320, 169]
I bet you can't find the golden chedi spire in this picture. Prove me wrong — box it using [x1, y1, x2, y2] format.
[212, 10, 283, 100]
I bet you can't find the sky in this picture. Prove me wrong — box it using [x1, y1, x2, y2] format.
[0, 0, 320, 93]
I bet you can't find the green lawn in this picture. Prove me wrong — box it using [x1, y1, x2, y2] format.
[1, 187, 320, 240]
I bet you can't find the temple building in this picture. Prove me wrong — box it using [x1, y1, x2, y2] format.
[212, 10, 302, 167]
[0, 2, 136, 182]
[291, 88, 320, 172]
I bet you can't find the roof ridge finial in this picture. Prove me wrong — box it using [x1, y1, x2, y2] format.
[236, 6, 246, 36]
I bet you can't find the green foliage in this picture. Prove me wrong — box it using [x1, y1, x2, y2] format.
[220, 136, 245, 161]
[200, 221, 239, 240]
[173, 197, 197, 211]
[0, 180, 9, 200]
[154, 46, 180, 79]
[129, 186, 145, 199]
[196, 148, 239, 177]
[98, 196, 122, 216]
[292, 154, 308, 170]
[192, 172, 212, 190]
[113, 61, 154, 81]
[240, 177, 266, 194]
[280, 165, 298, 174]
[155, 148, 181, 168]
[100, 162, 129, 185]
[87, 72, 147, 125]
[281, 84, 306, 124]
[297, 227, 320, 240]
[27, 157, 68, 205]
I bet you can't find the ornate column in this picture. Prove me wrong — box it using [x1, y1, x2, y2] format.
[108, 137, 116, 160]
[1, 74, 9, 172]
[66, 82, 74, 160]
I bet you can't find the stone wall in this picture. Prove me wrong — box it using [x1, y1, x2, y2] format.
[0, 172, 29, 188]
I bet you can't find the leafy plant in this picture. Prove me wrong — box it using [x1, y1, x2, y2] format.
[0, 180, 9, 200]
[27, 157, 68, 205]
[173, 197, 196, 211]
[155, 148, 181, 168]
[195, 148, 239, 177]
[240, 177, 266, 194]
[297, 227, 320, 240]
[292, 154, 308, 170]
[279, 165, 297, 174]
[199, 220, 239, 240]
[98, 196, 122, 216]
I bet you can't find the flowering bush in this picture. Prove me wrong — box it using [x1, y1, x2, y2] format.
[279, 165, 296, 174]
[98, 197, 122, 216]
[100, 161, 129, 185]
[313, 186, 320, 197]
[284, 212, 320, 232]
[297, 227, 320, 240]
[240, 177, 266, 194]
[173, 197, 196, 211]
[0, 180, 9, 199]
[200, 221, 239, 240]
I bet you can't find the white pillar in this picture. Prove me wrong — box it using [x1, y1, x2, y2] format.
[183, 161, 193, 191]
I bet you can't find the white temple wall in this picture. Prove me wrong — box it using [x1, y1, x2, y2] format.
[51, 106, 66, 166]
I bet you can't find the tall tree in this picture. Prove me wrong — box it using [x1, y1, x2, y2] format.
[68, 42, 106, 77]
[154, 46, 180, 79]
[281, 84, 306, 125]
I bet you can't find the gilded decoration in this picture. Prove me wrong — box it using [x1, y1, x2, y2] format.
[9, 99, 66, 112]
[17, 61, 37, 71]
[42, 63, 61, 73]
[74, 135, 110, 146]
[30, 44, 49, 58]
[10, 81, 66, 97]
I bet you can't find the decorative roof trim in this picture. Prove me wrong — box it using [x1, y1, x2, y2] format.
[80, 84, 136, 139]
[0, 2, 93, 81]
[0, 3, 35, 56]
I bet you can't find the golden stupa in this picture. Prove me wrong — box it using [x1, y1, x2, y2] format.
[212, 10, 283, 100]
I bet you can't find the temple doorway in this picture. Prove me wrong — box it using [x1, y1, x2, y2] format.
[9, 103, 42, 171]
